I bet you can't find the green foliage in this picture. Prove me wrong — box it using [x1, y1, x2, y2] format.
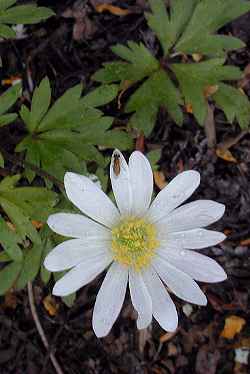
[0, 175, 58, 294]
[171, 58, 243, 125]
[0, 0, 54, 38]
[93, 0, 250, 134]
[16, 77, 132, 185]
[0, 174, 58, 242]
[213, 83, 250, 129]
[0, 83, 21, 127]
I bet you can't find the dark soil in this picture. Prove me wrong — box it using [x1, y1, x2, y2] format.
[0, 1, 250, 373]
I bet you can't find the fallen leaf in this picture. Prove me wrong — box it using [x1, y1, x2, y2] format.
[185, 103, 193, 113]
[240, 238, 250, 246]
[43, 295, 59, 316]
[1, 76, 22, 86]
[216, 148, 237, 163]
[204, 85, 219, 98]
[224, 229, 232, 235]
[2, 291, 18, 310]
[192, 53, 203, 62]
[62, 3, 96, 41]
[95, 4, 131, 16]
[6, 221, 16, 232]
[160, 330, 178, 343]
[31, 220, 44, 230]
[153, 171, 167, 190]
[220, 315, 246, 339]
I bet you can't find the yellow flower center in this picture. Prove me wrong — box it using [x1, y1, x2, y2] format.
[111, 217, 159, 271]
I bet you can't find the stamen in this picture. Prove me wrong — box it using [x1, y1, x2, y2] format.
[111, 217, 159, 271]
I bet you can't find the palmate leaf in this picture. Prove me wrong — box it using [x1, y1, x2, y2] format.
[126, 69, 183, 135]
[145, 0, 198, 55]
[0, 1, 54, 38]
[16, 77, 132, 184]
[93, 41, 159, 83]
[213, 83, 250, 129]
[93, 0, 250, 133]
[0, 174, 58, 243]
[0, 83, 21, 127]
[171, 58, 243, 125]
[175, 0, 250, 56]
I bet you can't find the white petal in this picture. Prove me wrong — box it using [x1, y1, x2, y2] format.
[147, 171, 200, 223]
[52, 254, 112, 296]
[129, 151, 153, 217]
[64, 172, 120, 228]
[159, 228, 226, 248]
[44, 238, 111, 272]
[157, 246, 227, 283]
[142, 267, 178, 332]
[129, 268, 152, 329]
[153, 256, 207, 306]
[110, 149, 133, 216]
[92, 262, 128, 337]
[47, 213, 111, 239]
[157, 200, 225, 233]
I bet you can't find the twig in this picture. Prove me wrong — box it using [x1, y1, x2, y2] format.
[27, 282, 64, 374]
[0, 148, 64, 189]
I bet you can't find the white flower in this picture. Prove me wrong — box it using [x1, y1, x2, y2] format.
[44, 149, 227, 337]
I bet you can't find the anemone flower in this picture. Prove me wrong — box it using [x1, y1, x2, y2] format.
[44, 149, 227, 337]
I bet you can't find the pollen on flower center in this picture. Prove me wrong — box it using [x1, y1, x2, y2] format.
[111, 217, 159, 271]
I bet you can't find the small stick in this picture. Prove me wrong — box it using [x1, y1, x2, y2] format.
[27, 282, 64, 374]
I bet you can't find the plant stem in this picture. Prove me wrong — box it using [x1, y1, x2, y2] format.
[27, 282, 64, 374]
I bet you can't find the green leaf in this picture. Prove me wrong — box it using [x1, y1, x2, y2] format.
[175, 0, 250, 56]
[0, 151, 4, 167]
[0, 83, 21, 116]
[128, 105, 158, 137]
[37, 84, 83, 131]
[171, 59, 242, 125]
[0, 113, 17, 127]
[0, 216, 23, 262]
[0, 5, 54, 25]
[81, 84, 118, 107]
[0, 23, 15, 37]
[93, 42, 159, 84]
[0, 261, 22, 295]
[29, 77, 51, 132]
[0, 175, 58, 242]
[0, 1, 17, 12]
[63, 293, 76, 307]
[147, 149, 161, 170]
[146, 0, 197, 55]
[17, 78, 132, 183]
[126, 69, 183, 134]
[214, 83, 250, 129]
[15, 243, 42, 290]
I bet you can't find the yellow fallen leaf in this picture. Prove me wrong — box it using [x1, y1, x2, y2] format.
[240, 238, 250, 246]
[31, 220, 44, 229]
[192, 53, 203, 62]
[6, 221, 16, 232]
[95, 4, 131, 16]
[153, 171, 167, 190]
[43, 295, 59, 316]
[204, 84, 219, 98]
[216, 148, 237, 163]
[185, 102, 193, 113]
[221, 315, 246, 339]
